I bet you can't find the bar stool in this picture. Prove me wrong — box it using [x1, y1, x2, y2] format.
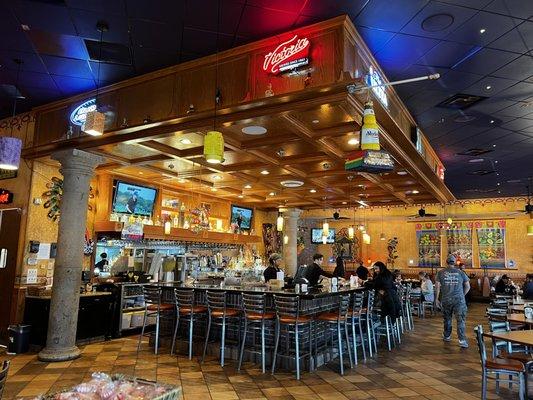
[362, 289, 378, 357]
[238, 293, 276, 373]
[171, 288, 207, 359]
[137, 285, 174, 355]
[202, 291, 241, 367]
[271, 294, 313, 380]
[348, 290, 367, 364]
[317, 293, 353, 375]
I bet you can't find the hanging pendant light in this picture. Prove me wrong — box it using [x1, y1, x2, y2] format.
[204, 130, 225, 164]
[380, 232, 386, 241]
[83, 21, 108, 137]
[528, 225, 533, 236]
[322, 235, 327, 244]
[322, 221, 329, 236]
[348, 226, 355, 239]
[276, 212, 284, 232]
[0, 59, 24, 170]
[363, 232, 371, 244]
[283, 235, 289, 245]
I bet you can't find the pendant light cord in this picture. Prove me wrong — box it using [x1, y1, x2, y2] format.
[10, 59, 23, 137]
[213, 0, 221, 131]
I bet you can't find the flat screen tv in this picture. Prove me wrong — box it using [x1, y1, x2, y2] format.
[112, 181, 157, 216]
[311, 228, 336, 244]
[230, 205, 253, 230]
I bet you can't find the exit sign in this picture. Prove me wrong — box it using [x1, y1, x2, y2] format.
[0, 189, 13, 204]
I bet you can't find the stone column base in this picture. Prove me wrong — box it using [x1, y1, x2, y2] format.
[38, 345, 81, 362]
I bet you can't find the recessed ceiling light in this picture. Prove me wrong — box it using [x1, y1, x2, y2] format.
[309, 189, 317, 193]
[322, 162, 332, 170]
[342, 201, 347, 205]
[485, 85, 492, 90]
[480, 28, 486, 33]
[348, 137, 359, 145]
[490, 120, 495, 124]
[211, 187, 218, 192]
[213, 175, 222, 180]
[497, 182, 501, 186]
[492, 144, 496, 148]
[397, 171, 408, 175]
[242, 126, 267, 135]
[260, 170, 269, 175]
[312, 119, 319, 124]
[412, 190, 420, 194]
[178, 178, 186, 183]
[269, 192, 275, 196]
[238, 194, 244, 198]
[244, 184, 252, 189]
[138, 171, 143, 175]
[281, 180, 304, 188]
[180, 138, 192, 144]
[469, 158, 485, 163]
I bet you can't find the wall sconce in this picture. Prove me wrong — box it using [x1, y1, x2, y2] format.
[363, 233, 371, 244]
[276, 212, 284, 232]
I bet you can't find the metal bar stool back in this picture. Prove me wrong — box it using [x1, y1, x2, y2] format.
[137, 285, 174, 354]
[349, 291, 367, 363]
[172, 288, 207, 358]
[238, 293, 275, 373]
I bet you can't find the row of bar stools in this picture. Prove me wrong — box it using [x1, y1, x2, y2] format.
[202, 291, 241, 367]
[171, 288, 206, 359]
[238, 293, 275, 373]
[137, 286, 175, 355]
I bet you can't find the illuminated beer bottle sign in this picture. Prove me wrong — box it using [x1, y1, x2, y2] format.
[366, 66, 388, 108]
[0, 189, 13, 204]
[345, 150, 394, 173]
[263, 35, 310, 74]
[70, 99, 97, 126]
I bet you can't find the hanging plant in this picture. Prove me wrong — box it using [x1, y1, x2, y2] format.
[387, 237, 399, 267]
[42, 176, 94, 221]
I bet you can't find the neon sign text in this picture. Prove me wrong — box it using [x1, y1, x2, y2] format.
[366, 66, 388, 108]
[263, 35, 310, 74]
[0, 189, 13, 204]
[70, 99, 96, 126]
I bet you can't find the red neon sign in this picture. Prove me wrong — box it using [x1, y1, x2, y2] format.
[263, 35, 310, 74]
[0, 189, 13, 204]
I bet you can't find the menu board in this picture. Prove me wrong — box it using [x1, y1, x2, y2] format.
[477, 221, 507, 269]
[446, 227, 473, 268]
[416, 230, 441, 268]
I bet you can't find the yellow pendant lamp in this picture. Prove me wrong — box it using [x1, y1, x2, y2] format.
[348, 226, 355, 239]
[528, 225, 533, 236]
[322, 221, 329, 236]
[204, 130, 225, 164]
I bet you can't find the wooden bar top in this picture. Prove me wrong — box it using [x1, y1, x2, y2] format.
[156, 283, 364, 299]
[26, 292, 113, 300]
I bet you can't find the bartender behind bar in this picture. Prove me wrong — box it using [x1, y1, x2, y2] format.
[264, 253, 283, 282]
[305, 253, 334, 286]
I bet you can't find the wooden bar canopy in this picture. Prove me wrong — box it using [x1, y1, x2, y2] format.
[23, 15, 454, 209]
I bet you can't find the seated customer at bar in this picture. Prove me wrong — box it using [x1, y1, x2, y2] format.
[305, 253, 334, 286]
[264, 253, 283, 282]
[372, 261, 401, 320]
[356, 262, 369, 281]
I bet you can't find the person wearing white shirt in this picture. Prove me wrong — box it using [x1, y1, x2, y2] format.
[419, 272, 434, 302]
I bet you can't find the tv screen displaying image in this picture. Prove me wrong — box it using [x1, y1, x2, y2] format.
[311, 228, 336, 244]
[112, 181, 157, 216]
[231, 205, 253, 230]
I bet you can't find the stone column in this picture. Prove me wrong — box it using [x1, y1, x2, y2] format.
[282, 208, 302, 276]
[38, 149, 104, 362]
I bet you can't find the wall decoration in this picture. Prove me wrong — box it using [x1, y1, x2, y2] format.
[333, 228, 359, 261]
[416, 229, 441, 268]
[387, 237, 398, 268]
[262, 223, 281, 258]
[190, 203, 210, 233]
[446, 226, 473, 268]
[477, 221, 507, 269]
[41, 176, 94, 221]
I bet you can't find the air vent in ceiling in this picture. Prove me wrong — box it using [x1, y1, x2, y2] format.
[437, 94, 487, 110]
[456, 148, 493, 156]
[84, 39, 132, 65]
[421, 14, 454, 32]
[467, 169, 496, 176]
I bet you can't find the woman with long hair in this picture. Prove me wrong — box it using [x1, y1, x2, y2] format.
[372, 261, 401, 320]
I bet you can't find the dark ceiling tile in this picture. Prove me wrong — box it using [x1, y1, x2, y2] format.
[429, 69, 482, 91]
[415, 107, 457, 127]
[496, 82, 533, 102]
[405, 89, 456, 115]
[300, 0, 368, 19]
[417, 40, 476, 68]
[452, 47, 519, 75]
[439, 0, 493, 7]
[356, 27, 395, 53]
[126, 0, 185, 23]
[133, 48, 178, 74]
[488, 21, 533, 54]
[492, 55, 533, 82]
[18, 71, 57, 90]
[375, 58, 412, 80]
[184, 0, 244, 35]
[354, 0, 429, 31]
[376, 33, 439, 66]
[484, 0, 533, 20]
[11, 0, 77, 36]
[0, 50, 47, 74]
[88, 62, 135, 83]
[41, 55, 93, 79]
[498, 101, 533, 118]
[181, 28, 235, 56]
[464, 76, 518, 97]
[500, 118, 533, 132]
[19, 87, 62, 104]
[70, 9, 130, 45]
[401, 1, 477, 39]
[238, 6, 298, 37]
[27, 30, 88, 59]
[65, 0, 126, 15]
[468, 97, 516, 114]
[131, 20, 181, 53]
[445, 11, 516, 46]
[248, 0, 306, 13]
[52, 75, 96, 96]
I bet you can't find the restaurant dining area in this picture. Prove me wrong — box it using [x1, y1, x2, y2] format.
[1, 1, 533, 399]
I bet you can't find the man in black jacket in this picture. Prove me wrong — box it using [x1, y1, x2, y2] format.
[305, 253, 334, 286]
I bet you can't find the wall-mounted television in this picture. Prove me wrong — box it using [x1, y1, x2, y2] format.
[230, 205, 253, 230]
[112, 181, 157, 216]
[311, 228, 336, 244]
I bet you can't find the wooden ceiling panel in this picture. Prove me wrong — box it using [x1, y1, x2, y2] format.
[101, 142, 162, 160]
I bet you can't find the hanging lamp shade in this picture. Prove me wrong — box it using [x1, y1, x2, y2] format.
[380, 233, 386, 241]
[82, 110, 105, 136]
[348, 226, 355, 239]
[283, 235, 289, 245]
[204, 130, 225, 164]
[528, 225, 533, 236]
[363, 232, 371, 244]
[276, 214, 284, 232]
[0, 137, 22, 170]
[322, 221, 329, 236]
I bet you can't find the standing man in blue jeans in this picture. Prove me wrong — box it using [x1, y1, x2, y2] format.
[435, 255, 471, 348]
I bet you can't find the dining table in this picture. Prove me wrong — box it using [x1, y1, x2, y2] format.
[484, 330, 533, 347]
[507, 314, 533, 328]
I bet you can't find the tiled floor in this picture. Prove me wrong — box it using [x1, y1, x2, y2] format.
[0, 303, 524, 399]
